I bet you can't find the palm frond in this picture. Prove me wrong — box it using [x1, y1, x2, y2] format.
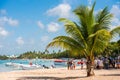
[87, 2, 96, 35]
[73, 5, 89, 38]
[95, 7, 113, 31]
[110, 26, 120, 38]
[53, 36, 84, 49]
[88, 29, 111, 53]
[59, 18, 87, 48]
[73, 2, 96, 39]
[46, 39, 84, 55]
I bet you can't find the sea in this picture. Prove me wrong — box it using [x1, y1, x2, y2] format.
[0, 59, 66, 72]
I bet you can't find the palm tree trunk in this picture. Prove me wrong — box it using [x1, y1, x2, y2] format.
[86, 59, 95, 76]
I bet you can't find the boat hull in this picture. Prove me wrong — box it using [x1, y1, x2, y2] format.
[54, 59, 67, 65]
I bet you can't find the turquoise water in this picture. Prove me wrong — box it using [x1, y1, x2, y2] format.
[0, 59, 66, 72]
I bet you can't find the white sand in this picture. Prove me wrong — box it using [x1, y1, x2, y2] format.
[0, 67, 120, 80]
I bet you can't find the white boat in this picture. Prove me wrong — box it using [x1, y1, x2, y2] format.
[20, 64, 42, 70]
[5, 62, 14, 66]
[5, 62, 22, 67]
[54, 59, 67, 65]
[5, 62, 42, 70]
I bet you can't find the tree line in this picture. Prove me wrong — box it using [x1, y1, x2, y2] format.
[0, 40, 119, 60]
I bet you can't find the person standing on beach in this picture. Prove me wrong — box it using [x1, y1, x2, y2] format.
[116, 59, 120, 69]
[81, 59, 84, 69]
[67, 59, 70, 70]
[72, 60, 76, 70]
[94, 58, 98, 69]
[103, 57, 109, 69]
[29, 61, 33, 66]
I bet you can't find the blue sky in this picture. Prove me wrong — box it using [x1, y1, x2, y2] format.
[0, 0, 120, 55]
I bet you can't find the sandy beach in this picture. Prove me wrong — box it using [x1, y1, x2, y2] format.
[0, 67, 120, 80]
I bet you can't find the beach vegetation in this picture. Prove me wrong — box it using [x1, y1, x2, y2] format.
[103, 40, 120, 57]
[17, 50, 75, 59]
[0, 55, 9, 60]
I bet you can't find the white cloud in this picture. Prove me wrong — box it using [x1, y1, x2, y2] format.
[112, 17, 120, 25]
[62, 0, 74, 4]
[0, 17, 7, 26]
[40, 36, 49, 42]
[0, 45, 3, 48]
[29, 39, 35, 45]
[110, 5, 120, 29]
[46, 3, 71, 18]
[8, 18, 19, 26]
[110, 17, 120, 29]
[94, 9, 102, 16]
[0, 27, 9, 36]
[37, 21, 44, 29]
[0, 16, 19, 26]
[88, 0, 92, 5]
[0, 9, 7, 15]
[110, 5, 120, 17]
[47, 22, 60, 32]
[16, 37, 24, 45]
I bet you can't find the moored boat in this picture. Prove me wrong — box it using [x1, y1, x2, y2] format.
[20, 64, 42, 70]
[5, 62, 42, 70]
[54, 59, 67, 65]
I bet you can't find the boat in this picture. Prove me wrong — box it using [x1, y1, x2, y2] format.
[20, 64, 43, 70]
[54, 59, 67, 65]
[5, 62, 42, 70]
[5, 62, 14, 66]
[5, 62, 22, 67]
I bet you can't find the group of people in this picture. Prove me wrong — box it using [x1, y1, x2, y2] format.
[67, 59, 75, 70]
[66, 56, 120, 70]
[67, 59, 84, 70]
[94, 56, 120, 69]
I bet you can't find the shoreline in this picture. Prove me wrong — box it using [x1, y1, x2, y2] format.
[0, 67, 120, 80]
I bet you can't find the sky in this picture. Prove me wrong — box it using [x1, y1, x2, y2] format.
[0, 0, 120, 55]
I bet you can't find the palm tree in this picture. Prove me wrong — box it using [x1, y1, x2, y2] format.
[46, 2, 120, 76]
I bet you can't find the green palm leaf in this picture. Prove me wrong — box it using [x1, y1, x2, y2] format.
[88, 29, 111, 53]
[59, 18, 87, 48]
[95, 7, 113, 31]
[110, 26, 120, 37]
[53, 36, 84, 49]
[47, 38, 82, 55]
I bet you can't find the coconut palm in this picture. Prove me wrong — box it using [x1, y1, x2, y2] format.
[46, 2, 120, 76]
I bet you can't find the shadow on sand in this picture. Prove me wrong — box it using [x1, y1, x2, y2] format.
[101, 74, 120, 76]
[17, 76, 86, 80]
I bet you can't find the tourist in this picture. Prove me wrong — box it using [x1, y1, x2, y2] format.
[67, 59, 70, 70]
[81, 59, 84, 69]
[103, 57, 109, 69]
[116, 59, 120, 69]
[72, 60, 76, 70]
[99, 58, 103, 69]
